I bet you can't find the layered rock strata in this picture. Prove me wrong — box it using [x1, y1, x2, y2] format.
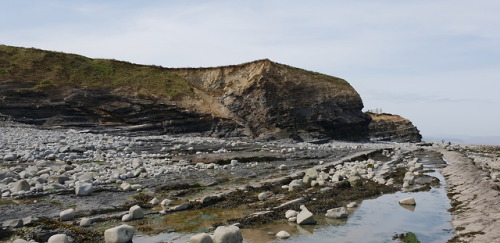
[366, 112, 422, 143]
[0, 45, 371, 140]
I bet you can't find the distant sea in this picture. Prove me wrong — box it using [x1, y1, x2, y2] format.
[423, 135, 500, 146]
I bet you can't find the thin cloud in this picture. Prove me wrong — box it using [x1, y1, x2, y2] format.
[1, 0, 499, 137]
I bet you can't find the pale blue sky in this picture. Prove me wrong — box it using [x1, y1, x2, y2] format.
[1, 0, 499, 142]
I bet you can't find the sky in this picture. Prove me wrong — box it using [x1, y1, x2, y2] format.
[1, 0, 499, 143]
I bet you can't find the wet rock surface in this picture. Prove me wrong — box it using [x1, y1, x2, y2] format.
[0, 121, 496, 242]
[440, 145, 500, 243]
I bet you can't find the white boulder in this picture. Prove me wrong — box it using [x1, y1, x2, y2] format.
[189, 233, 214, 243]
[11, 239, 29, 243]
[305, 168, 319, 179]
[11, 180, 30, 193]
[399, 197, 416, 205]
[120, 182, 132, 191]
[160, 199, 173, 209]
[285, 210, 298, 219]
[258, 192, 271, 201]
[80, 218, 93, 227]
[347, 202, 358, 208]
[131, 158, 142, 169]
[212, 225, 243, 243]
[276, 230, 291, 239]
[325, 207, 348, 219]
[288, 179, 303, 192]
[59, 208, 75, 221]
[104, 225, 136, 243]
[48, 234, 70, 243]
[129, 205, 144, 220]
[296, 206, 316, 225]
[75, 181, 93, 196]
[121, 214, 132, 222]
[150, 197, 160, 205]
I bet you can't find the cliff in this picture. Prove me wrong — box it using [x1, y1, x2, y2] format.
[367, 112, 422, 142]
[0, 45, 371, 140]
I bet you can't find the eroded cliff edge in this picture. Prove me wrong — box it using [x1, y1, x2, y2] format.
[0, 45, 372, 140]
[367, 112, 422, 143]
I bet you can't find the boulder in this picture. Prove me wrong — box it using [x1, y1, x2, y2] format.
[11, 180, 30, 192]
[285, 210, 298, 219]
[385, 178, 394, 186]
[120, 182, 132, 191]
[131, 158, 142, 169]
[80, 217, 93, 227]
[75, 181, 93, 196]
[402, 181, 410, 188]
[414, 163, 423, 170]
[319, 171, 329, 180]
[169, 203, 193, 212]
[296, 206, 316, 225]
[121, 214, 132, 222]
[403, 172, 415, 185]
[347, 202, 358, 208]
[212, 225, 243, 243]
[48, 234, 70, 243]
[200, 195, 221, 206]
[149, 197, 160, 205]
[12, 239, 29, 243]
[302, 175, 312, 185]
[305, 168, 319, 179]
[276, 230, 291, 239]
[331, 174, 341, 182]
[104, 225, 136, 243]
[325, 207, 348, 219]
[288, 179, 303, 192]
[399, 197, 416, 205]
[59, 208, 75, 221]
[129, 205, 144, 220]
[189, 233, 214, 243]
[258, 192, 270, 201]
[160, 199, 173, 209]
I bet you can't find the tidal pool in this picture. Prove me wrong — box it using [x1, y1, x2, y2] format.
[135, 151, 455, 243]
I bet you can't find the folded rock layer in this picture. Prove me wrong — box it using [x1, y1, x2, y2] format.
[0, 45, 373, 140]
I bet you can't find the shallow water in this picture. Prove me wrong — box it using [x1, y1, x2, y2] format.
[275, 188, 454, 243]
[135, 151, 455, 243]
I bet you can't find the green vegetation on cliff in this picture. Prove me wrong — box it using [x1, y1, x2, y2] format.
[0, 44, 373, 140]
[273, 61, 353, 89]
[0, 45, 192, 98]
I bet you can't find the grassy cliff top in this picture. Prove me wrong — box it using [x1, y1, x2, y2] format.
[0, 45, 192, 99]
[0, 44, 356, 99]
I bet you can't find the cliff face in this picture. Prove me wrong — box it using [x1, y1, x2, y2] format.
[367, 112, 422, 143]
[171, 60, 370, 139]
[0, 45, 370, 140]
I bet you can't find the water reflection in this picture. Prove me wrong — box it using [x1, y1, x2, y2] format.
[134, 151, 455, 243]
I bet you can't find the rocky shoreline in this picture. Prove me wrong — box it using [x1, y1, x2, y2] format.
[439, 146, 500, 243]
[0, 121, 497, 242]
